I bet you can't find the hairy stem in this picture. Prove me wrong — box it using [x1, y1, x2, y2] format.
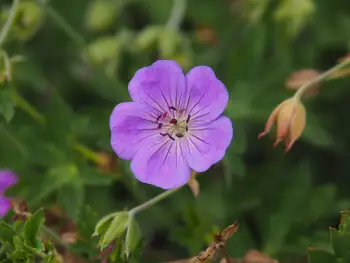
[129, 187, 181, 216]
[294, 58, 350, 99]
[0, 0, 20, 47]
[166, 0, 187, 30]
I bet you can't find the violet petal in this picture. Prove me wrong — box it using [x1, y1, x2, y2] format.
[110, 102, 161, 160]
[0, 169, 18, 195]
[181, 116, 233, 172]
[131, 138, 191, 189]
[184, 66, 228, 124]
[0, 196, 11, 217]
[128, 60, 187, 113]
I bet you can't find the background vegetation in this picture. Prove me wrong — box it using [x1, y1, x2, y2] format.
[1, 0, 350, 262]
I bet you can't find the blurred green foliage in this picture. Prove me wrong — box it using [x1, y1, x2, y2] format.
[1, 0, 350, 262]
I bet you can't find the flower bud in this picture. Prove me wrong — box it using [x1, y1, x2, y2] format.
[85, 0, 118, 32]
[258, 97, 306, 151]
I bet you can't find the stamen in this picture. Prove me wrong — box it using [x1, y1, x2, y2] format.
[170, 119, 177, 125]
[161, 112, 167, 119]
[169, 106, 177, 111]
[185, 126, 188, 132]
[186, 114, 191, 123]
[156, 114, 161, 123]
[160, 132, 175, 141]
[157, 123, 163, 129]
[176, 133, 184, 138]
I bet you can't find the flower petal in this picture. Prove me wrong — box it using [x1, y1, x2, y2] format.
[0, 169, 18, 194]
[130, 138, 191, 189]
[0, 196, 11, 217]
[182, 116, 233, 172]
[128, 60, 187, 114]
[185, 66, 228, 124]
[110, 102, 161, 160]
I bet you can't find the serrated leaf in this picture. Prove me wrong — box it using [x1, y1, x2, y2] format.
[27, 164, 78, 206]
[330, 228, 350, 257]
[57, 178, 84, 222]
[125, 217, 141, 257]
[100, 212, 129, 247]
[0, 88, 15, 122]
[308, 248, 337, 263]
[23, 208, 45, 248]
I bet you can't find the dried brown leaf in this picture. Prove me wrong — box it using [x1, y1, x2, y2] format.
[286, 69, 321, 98]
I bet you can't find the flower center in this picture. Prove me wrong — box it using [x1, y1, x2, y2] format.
[156, 106, 191, 140]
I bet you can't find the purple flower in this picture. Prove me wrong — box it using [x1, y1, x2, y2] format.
[0, 169, 17, 217]
[110, 60, 233, 189]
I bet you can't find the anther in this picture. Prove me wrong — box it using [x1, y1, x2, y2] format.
[170, 119, 177, 125]
[185, 126, 188, 132]
[161, 112, 167, 119]
[169, 106, 177, 111]
[186, 114, 191, 123]
[156, 114, 161, 123]
[157, 123, 163, 129]
[160, 132, 175, 141]
[176, 133, 184, 138]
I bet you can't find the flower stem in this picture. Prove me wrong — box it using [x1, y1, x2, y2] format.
[166, 0, 187, 30]
[129, 187, 181, 216]
[9, 89, 46, 125]
[294, 58, 350, 99]
[0, 0, 20, 48]
[43, 5, 86, 47]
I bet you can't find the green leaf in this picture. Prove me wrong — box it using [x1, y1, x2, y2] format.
[330, 228, 350, 257]
[57, 178, 84, 222]
[308, 248, 337, 263]
[125, 217, 142, 257]
[93, 211, 122, 236]
[302, 113, 334, 148]
[0, 221, 18, 245]
[27, 164, 78, 206]
[0, 88, 15, 122]
[307, 185, 336, 223]
[80, 167, 114, 186]
[340, 211, 350, 233]
[23, 208, 45, 249]
[100, 212, 130, 247]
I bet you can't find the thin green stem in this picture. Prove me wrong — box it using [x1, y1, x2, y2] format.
[9, 89, 46, 124]
[129, 187, 181, 216]
[44, 5, 86, 47]
[9, 89, 100, 163]
[1, 50, 12, 80]
[0, 0, 20, 47]
[166, 0, 187, 30]
[0, 125, 28, 156]
[294, 58, 350, 99]
[73, 143, 101, 164]
[42, 225, 69, 249]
